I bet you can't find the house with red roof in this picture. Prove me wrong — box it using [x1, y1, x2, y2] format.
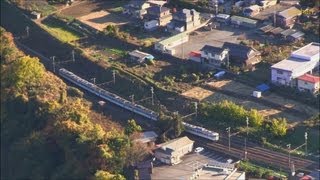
[297, 74, 320, 94]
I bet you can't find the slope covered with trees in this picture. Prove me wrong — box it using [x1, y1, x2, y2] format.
[0, 27, 147, 180]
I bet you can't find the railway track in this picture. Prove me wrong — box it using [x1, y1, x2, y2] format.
[189, 134, 318, 172]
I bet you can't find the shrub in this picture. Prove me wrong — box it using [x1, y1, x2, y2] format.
[269, 118, 288, 137]
[67, 86, 84, 98]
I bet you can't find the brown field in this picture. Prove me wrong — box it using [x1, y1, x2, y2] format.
[78, 10, 128, 31]
[181, 87, 214, 101]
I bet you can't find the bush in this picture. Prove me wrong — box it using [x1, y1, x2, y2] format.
[67, 86, 84, 98]
[268, 118, 288, 137]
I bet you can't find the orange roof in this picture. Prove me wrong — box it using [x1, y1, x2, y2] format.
[189, 51, 201, 57]
[298, 74, 320, 83]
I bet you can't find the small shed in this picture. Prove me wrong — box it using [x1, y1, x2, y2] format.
[258, 24, 275, 34]
[30, 11, 41, 19]
[288, 31, 305, 42]
[215, 14, 231, 24]
[280, 29, 297, 39]
[269, 27, 284, 36]
[135, 131, 158, 145]
[128, 50, 154, 63]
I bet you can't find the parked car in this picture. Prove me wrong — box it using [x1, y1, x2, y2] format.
[195, 147, 204, 153]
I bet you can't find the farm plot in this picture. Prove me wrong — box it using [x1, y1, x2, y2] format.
[78, 10, 128, 31]
[181, 87, 213, 101]
[205, 80, 319, 122]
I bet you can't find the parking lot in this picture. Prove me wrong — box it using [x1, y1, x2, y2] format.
[173, 25, 260, 59]
[151, 149, 235, 179]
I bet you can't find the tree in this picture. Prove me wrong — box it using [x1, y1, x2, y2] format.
[269, 118, 288, 137]
[247, 109, 263, 127]
[125, 119, 142, 136]
[173, 113, 183, 137]
[95, 170, 125, 180]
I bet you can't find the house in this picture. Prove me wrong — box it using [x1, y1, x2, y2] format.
[124, 0, 151, 19]
[154, 136, 194, 165]
[215, 14, 231, 24]
[154, 32, 189, 55]
[200, 45, 229, 67]
[258, 24, 275, 34]
[230, 15, 258, 28]
[297, 74, 320, 94]
[128, 50, 154, 63]
[188, 51, 201, 62]
[30, 11, 41, 19]
[259, 0, 277, 8]
[146, 6, 172, 26]
[243, 5, 262, 17]
[134, 131, 158, 146]
[167, 9, 201, 32]
[269, 27, 284, 36]
[222, 42, 261, 67]
[271, 42, 320, 87]
[276, 7, 301, 28]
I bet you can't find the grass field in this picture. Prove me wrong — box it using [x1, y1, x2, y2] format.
[41, 17, 82, 43]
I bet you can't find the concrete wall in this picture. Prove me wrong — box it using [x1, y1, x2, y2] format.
[298, 80, 319, 94]
[271, 68, 292, 86]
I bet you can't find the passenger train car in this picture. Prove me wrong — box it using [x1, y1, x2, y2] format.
[59, 68, 219, 141]
[59, 68, 159, 121]
[182, 122, 219, 141]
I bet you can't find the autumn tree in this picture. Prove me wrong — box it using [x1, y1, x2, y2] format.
[125, 119, 142, 136]
[269, 118, 288, 137]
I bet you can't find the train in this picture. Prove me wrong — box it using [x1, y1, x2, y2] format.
[59, 68, 159, 121]
[58, 68, 219, 141]
[183, 122, 219, 141]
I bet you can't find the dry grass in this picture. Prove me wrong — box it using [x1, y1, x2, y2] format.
[181, 87, 214, 101]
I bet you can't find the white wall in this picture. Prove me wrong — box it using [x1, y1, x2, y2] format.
[271, 68, 292, 85]
[298, 80, 319, 93]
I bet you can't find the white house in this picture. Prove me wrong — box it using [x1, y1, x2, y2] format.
[297, 74, 320, 94]
[154, 136, 194, 165]
[271, 42, 320, 87]
[200, 45, 229, 67]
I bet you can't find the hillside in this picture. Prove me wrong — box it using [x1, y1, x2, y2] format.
[0, 27, 147, 180]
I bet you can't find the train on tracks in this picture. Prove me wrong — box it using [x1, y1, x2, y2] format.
[59, 68, 219, 141]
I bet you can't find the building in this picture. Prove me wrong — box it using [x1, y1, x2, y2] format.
[276, 7, 301, 28]
[128, 50, 154, 63]
[288, 31, 305, 42]
[167, 9, 201, 32]
[215, 14, 231, 24]
[222, 42, 261, 67]
[200, 45, 229, 67]
[281, 28, 297, 39]
[271, 42, 320, 87]
[30, 11, 41, 19]
[243, 5, 262, 17]
[124, 0, 151, 19]
[188, 51, 201, 62]
[154, 136, 194, 165]
[146, 6, 172, 26]
[297, 74, 320, 94]
[154, 32, 189, 55]
[230, 15, 258, 28]
[134, 131, 158, 146]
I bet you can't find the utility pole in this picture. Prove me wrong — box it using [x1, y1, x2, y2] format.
[226, 127, 231, 151]
[305, 132, 308, 156]
[91, 78, 96, 84]
[72, 50, 75, 62]
[245, 117, 249, 160]
[112, 70, 116, 84]
[194, 102, 198, 117]
[51, 56, 56, 73]
[287, 144, 291, 168]
[130, 94, 134, 104]
[150, 87, 154, 105]
[26, 26, 30, 37]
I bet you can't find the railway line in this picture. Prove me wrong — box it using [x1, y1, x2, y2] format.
[189, 134, 318, 172]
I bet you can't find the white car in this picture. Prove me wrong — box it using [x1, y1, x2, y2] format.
[195, 147, 204, 153]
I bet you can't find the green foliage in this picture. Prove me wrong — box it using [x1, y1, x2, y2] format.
[95, 170, 125, 180]
[104, 25, 120, 37]
[268, 118, 288, 137]
[247, 109, 264, 127]
[173, 113, 184, 137]
[0, 27, 23, 63]
[6, 56, 45, 90]
[238, 161, 276, 178]
[125, 119, 142, 135]
[67, 86, 84, 98]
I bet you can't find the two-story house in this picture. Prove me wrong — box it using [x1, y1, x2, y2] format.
[200, 45, 229, 67]
[271, 42, 320, 87]
[124, 0, 151, 19]
[154, 136, 194, 165]
[222, 42, 261, 67]
[167, 9, 201, 32]
[297, 74, 320, 94]
[276, 6, 301, 28]
[146, 6, 172, 26]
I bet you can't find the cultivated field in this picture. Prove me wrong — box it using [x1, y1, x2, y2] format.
[78, 10, 128, 31]
[181, 87, 214, 101]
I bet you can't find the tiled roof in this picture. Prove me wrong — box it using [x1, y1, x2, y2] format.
[222, 42, 259, 60]
[200, 45, 225, 54]
[298, 74, 320, 83]
[147, 6, 170, 14]
[156, 136, 194, 155]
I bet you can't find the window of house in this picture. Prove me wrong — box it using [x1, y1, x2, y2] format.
[277, 70, 283, 74]
[304, 81, 308, 85]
